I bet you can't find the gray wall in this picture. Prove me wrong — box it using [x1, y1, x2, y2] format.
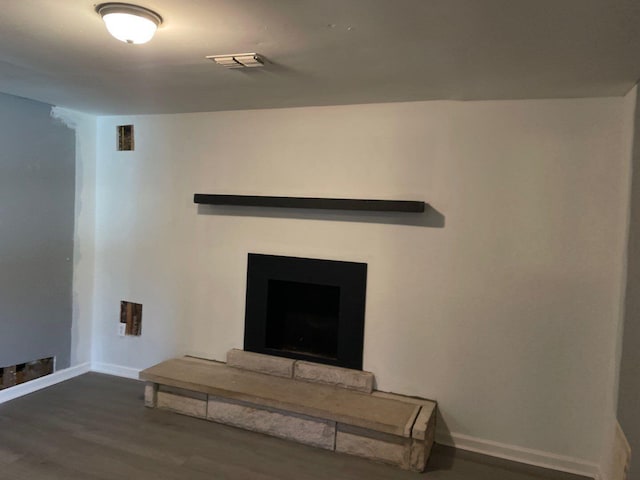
[0, 92, 75, 370]
[619, 92, 640, 478]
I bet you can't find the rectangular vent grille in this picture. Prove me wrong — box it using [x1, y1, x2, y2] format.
[206, 53, 264, 69]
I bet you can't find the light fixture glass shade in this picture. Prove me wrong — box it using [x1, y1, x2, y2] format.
[98, 4, 162, 44]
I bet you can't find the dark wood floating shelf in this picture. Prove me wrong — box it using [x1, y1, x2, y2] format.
[194, 194, 426, 213]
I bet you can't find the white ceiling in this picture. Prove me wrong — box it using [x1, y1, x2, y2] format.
[1, 0, 639, 115]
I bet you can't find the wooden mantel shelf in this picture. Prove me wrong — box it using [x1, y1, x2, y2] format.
[193, 194, 427, 213]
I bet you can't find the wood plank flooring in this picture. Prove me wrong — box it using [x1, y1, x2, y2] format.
[0, 373, 591, 480]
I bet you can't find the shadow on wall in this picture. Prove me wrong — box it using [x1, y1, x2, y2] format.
[196, 204, 445, 228]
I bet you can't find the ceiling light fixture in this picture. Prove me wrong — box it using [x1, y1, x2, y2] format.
[97, 3, 162, 44]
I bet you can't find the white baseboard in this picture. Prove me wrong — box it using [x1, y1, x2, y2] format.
[0, 362, 91, 405]
[91, 362, 141, 380]
[436, 430, 600, 479]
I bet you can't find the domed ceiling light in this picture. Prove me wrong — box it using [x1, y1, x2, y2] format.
[97, 3, 162, 44]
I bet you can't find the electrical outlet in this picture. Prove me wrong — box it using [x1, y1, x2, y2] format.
[118, 323, 126, 337]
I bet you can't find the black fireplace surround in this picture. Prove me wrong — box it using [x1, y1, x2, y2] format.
[244, 254, 367, 370]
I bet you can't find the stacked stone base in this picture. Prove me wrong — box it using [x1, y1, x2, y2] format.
[142, 352, 436, 472]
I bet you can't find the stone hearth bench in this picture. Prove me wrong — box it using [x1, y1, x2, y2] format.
[139, 352, 436, 471]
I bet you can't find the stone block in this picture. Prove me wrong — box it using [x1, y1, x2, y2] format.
[411, 402, 436, 441]
[226, 349, 294, 378]
[372, 390, 436, 439]
[144, 382, 158, 408]
[157, 391, 207, 418]
[293, 361, 374, 393]
[410, 439, 428, 472]
[207, 396, 335, 450]
[158, 384, 208, 400]
[335, 424, 410, 469]
[410, 405, 436, 472]
[372, 390, 437, 409]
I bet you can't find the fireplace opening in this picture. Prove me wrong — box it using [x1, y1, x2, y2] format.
[244, 254, 367, 370]
[266, 279, 340, 360]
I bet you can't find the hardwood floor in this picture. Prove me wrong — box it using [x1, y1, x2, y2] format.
[0, 373, 590, 480]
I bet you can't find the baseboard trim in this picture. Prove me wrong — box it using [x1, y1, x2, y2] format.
[91, 362, 141, 380]
[436, 430, 600, 479]
[0, 362, 91, 405]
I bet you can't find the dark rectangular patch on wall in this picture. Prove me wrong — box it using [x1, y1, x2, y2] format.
[120, 301, 143, 336]
[117, 125, 134, 151]
[0, 357, 54, 390]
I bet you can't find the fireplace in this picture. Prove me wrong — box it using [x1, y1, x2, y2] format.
[244, 254, 367, 370]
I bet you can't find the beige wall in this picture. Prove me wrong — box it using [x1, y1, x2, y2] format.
[88, 97, 632, 475]
[617, 83, 640, 478]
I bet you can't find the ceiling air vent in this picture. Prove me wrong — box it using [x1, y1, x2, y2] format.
[206, 53, 265, 69]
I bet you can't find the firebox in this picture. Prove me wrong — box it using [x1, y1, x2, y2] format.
[244, 254, 367, 370]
